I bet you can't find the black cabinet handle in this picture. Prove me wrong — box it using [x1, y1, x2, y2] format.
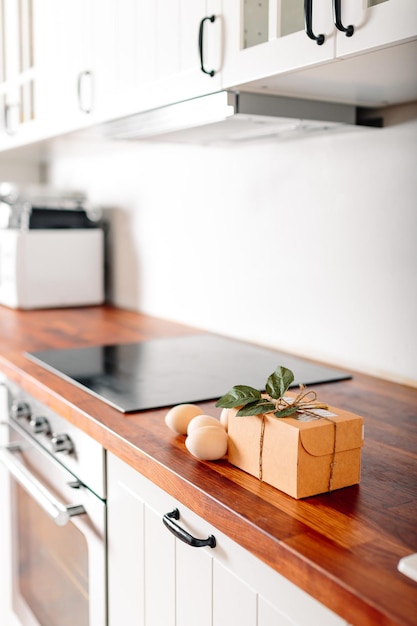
[332, 0, 354, 37]
[198, 15, 216, 76]
[304, 0, 325, 45]
[77, 70, 93, 114]
[163, 509, 216, 548]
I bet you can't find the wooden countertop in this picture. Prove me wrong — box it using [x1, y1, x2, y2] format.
[1, 305, 416, 626]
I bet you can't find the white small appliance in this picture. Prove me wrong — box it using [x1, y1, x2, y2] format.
[0, 228, 104, 309]
[0, 183, 105, 309]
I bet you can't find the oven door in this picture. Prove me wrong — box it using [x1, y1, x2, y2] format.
[0, 421, 106, 626]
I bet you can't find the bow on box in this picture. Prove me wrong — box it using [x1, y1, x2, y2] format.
[215, 365, 328, 419]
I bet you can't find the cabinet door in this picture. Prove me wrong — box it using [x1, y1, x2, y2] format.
[89, 0, 144, 120]
[0, 0, 96, 146]
[55, 0, 93, 125]
[0, 0, 35, 137]
[76, 1, 222, 126]
[221, 0, 335, 89]
[107, 453, 349, 626]
[107, 453, 214, 626]
[35, 0, 141, 131]
[32, 0, 94, 137]
[150, 0, 222, 107]
[31, 0, 66, 136]
[335, 0, 417, 58]
[93, 0, 223, 121]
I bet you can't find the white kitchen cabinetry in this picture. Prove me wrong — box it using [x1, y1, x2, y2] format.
[222, 0, 417, 106]
[151, 0, 222, 105]
[103, 0, 223, 120]
[1, 0, 416, 152]
[56, 0, 222, 123]
[107, 452, 349, 626]
[221, 0, 335, 88]
[0, 0, 95, 148]
[81, 0, 143, 122]
[2, 1, 151, 145]
[0, 0, 223, 149]
[0, 0, 36, 139]
[33, 0, 95, 136]
[41, 0, 223, 126]
[52, 0, 93, 124]
[335, 0, 417, 58]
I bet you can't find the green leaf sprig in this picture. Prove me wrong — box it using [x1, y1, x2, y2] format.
[215, 365, 329, 419]
[215, 366, 301, 418]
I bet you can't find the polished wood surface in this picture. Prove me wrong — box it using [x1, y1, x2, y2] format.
[1, 305, 416, 626]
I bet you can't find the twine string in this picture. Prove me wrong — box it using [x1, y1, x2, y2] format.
[328, 419, 337, 491]
[256, 386, 337, 486]
[259, 414, 266, 481]
[270, 384, 329, 416]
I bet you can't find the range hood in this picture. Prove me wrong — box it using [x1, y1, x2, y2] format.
[103, 91, 375, 145]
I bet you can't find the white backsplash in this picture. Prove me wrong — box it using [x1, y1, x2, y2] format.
[42, 105, 417, 387]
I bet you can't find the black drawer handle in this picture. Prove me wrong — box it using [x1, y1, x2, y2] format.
[304, 0, 325, 45]
[163, 509, 216, 548]
[332, 0, 354, 37]
[198, 15, 216, 76]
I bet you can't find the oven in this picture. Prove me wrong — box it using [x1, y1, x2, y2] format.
[0, 378, 107, 626]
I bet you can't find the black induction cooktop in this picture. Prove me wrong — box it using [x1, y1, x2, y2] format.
[26, 334, 351, 413]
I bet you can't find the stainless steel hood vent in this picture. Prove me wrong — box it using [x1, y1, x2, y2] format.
[102, 91, 372, 145]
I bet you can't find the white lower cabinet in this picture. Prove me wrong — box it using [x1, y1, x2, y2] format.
[107, 452, 349, 626]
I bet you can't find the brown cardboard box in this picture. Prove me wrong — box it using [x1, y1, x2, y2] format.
[227, 396, 364, 499]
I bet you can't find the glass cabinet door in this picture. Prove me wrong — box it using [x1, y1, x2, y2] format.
[0, 0, 35, 136]
[222, 0, 335, 89]
[243, 0, 306, 48]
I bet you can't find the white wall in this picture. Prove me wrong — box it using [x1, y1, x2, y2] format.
[46, 105, 417, 386]
[0, 144, 45, 184]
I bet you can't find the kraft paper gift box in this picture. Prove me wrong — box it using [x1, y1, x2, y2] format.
[227, 397, 364, 499]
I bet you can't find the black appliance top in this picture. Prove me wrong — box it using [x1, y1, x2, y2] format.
[26, 334, 351, 414]
[29, 207, 99, 229]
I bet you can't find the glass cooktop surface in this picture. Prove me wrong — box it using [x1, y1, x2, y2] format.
[26, 334, 351, 413]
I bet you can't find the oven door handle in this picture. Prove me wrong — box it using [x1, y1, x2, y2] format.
[0, 444, 86, 527]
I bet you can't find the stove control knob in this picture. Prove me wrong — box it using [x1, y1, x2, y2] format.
[11, 401, 31, 420]
[51, 433, 74, 454]
[30, 416, 51, 435]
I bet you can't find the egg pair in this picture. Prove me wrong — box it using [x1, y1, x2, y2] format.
[164, 404, 228, 461]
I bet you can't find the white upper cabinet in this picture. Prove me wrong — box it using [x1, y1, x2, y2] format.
[86, 0, 145, 121]
[0, 0, 416, 150]
[335, 0, 417, 57]
[0, 0, 36, 139]
[36, 0, 94, 134]
[223, 0, 417, 106]
[155, 0, 222, 103]
[222, 0, 335, 88]
[1, 0, 96, 145]
[106, 0, 223, 118]
[35, 0, 223, 129]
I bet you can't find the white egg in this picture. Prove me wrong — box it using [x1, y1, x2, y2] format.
[185, 425, 228, 461]
[219, 407, 233, 432]
[164, 404, 204, 435]
[187, 414, 225, 435]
